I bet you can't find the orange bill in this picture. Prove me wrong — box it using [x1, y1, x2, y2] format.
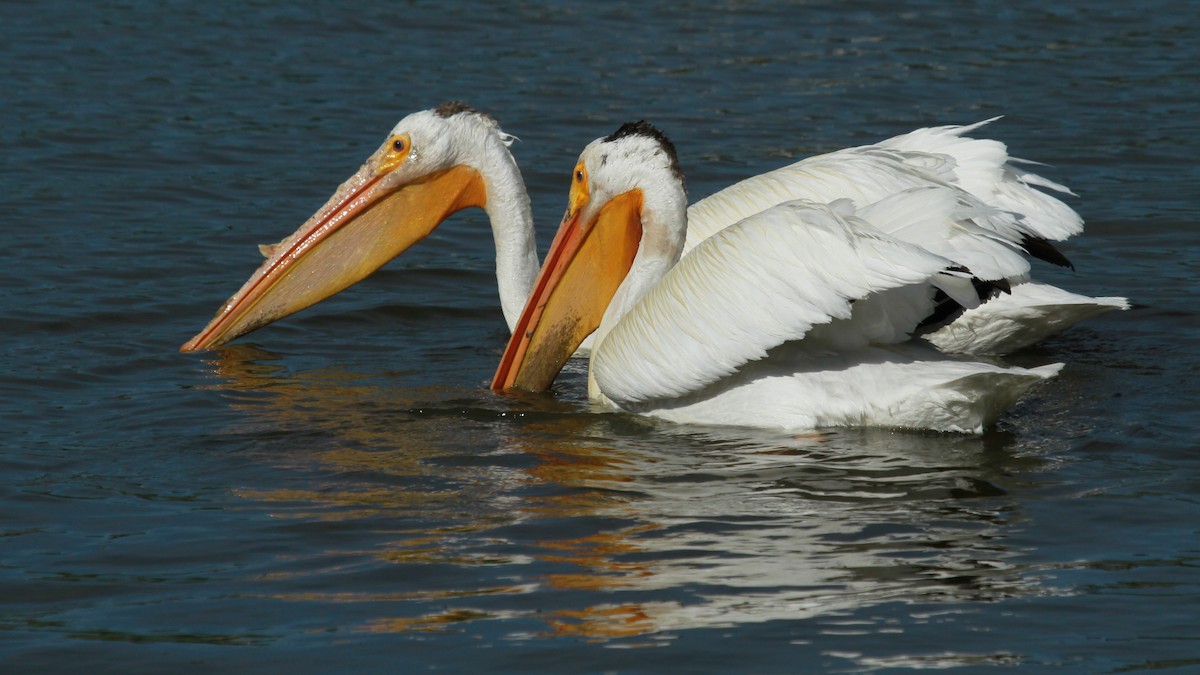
[181, 139, 485, 352]
[492, 189, 643, 392]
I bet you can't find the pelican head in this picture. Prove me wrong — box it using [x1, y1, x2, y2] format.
[493, 121, 687, 393]
[181, 102, 516, 352]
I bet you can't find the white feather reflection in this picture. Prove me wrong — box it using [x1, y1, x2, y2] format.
[199, 346, 1065, 649]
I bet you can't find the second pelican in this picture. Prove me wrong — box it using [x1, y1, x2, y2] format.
[492, 123, 1063, 434]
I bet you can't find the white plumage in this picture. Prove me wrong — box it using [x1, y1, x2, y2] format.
[594, 201, 982, 404]
[496, 125, 1071, 433]
[187, 106, 1123, 363]
[925, 281, 1129, 354]
[681, 118, 1123, 354]
[590, 199, 1060, 433]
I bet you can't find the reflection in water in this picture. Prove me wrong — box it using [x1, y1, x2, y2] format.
[511, 424, 1051, 644]
[199, 346, 1056, 657]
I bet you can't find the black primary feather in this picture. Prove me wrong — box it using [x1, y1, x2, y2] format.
[1021, 234, 1075, 270]
[916, 267, 1011, 334]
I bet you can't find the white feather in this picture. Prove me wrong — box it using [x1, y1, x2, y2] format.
[673, 120, 1124, 354]
[554, 130, 1072, 434]
[627, 344, 1062, 435]
[595, 200, 981, 406]
[925, 281, 1131, 354]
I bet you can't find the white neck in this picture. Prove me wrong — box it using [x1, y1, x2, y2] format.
[589, 185, 688, 383]
[466, 133, 540, 333]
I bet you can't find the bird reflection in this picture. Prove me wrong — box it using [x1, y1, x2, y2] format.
[196, 345, 1054, 644]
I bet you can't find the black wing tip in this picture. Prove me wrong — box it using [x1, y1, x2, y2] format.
[974, 276, 1011, 301]
[1021, 234, 1075, 270]
[942, 265, 1009, 301]
[917, 269, 1011, 334]
[917, 289, 964, 333]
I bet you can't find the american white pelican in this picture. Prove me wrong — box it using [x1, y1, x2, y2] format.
[181, 102, 539, 352]
[492, 122, 1064, 434]
[181, 103, 1123, 354]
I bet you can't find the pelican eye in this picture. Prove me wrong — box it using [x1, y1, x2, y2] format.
[574, 170, 584, 183]
[392, 138, 406, 152]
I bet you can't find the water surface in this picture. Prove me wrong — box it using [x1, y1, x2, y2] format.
[2, 1, 1197, 672]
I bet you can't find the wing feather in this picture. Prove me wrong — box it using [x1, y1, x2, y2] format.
[854, 186, 1031, 282]
[593, 201, 970, 406]
[684, 120, 1083, 267]
[684, 148, 952, 252]
[879, 119, 1083, 241]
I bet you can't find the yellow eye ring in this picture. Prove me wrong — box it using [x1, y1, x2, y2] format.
[379, 133, 413, 173]
[566, 162, 590, 218]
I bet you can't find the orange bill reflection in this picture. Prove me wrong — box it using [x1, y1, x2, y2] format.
[197, 347, 1045, 643]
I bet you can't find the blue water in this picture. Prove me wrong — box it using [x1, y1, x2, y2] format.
[3, 1, 1198, 672]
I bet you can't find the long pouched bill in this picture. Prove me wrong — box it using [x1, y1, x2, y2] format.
[181, 162, 485, 352]
[492, 190, 643, 392]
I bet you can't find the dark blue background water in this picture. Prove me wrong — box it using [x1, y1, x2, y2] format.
[3, 1, 1197, 672]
